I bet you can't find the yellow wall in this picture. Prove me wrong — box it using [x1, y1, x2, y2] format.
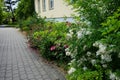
[34, 0, 76, 18]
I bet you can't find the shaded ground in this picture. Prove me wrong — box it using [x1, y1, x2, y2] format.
[0, 25, 66, 80]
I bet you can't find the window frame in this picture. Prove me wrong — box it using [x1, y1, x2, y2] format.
[49, 0, 54, 10]
[38, 0, 41, 13]
[42, 0, 46, 12]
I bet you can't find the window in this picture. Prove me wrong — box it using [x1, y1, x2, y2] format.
[42, 0, 46, 11]
[49, 0, 54, 10]
[37, 0, 40, 13]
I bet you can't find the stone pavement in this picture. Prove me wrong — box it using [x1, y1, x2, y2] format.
[0, 26, 66, 80]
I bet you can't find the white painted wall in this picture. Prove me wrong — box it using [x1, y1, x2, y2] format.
[34, 0, 39, 14]
[34, 0, 76, 18]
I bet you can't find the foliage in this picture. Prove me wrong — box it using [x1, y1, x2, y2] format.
[4, 0, 19, 23]
[66, 7, 120, 80]
[66, 0, 120, 28]
[0, 3, 3, 24]
[0, 0, 4, 24]
[64, 0, 120, 79]
[16, 0, 120, 78]
[31, 22, 71, 63]
[18, 14, 45, 31]
[2, 12, 12, 24]
[18, 14, 71, 64]
[67, 68, 102, 80]
[15, 0, 35, 20]
[101, 7, 120, 53]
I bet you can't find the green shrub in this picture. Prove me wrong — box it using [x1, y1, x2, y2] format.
[67, 68, 102, 80]
[32, 22, 71, 63]
[18, 15, 45, 32]
[66, 8, 120, 80]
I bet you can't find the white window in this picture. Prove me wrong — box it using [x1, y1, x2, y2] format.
[38, 0, 41, 13]
[49, 0, 54, 10]
[42, 0, 46, 11]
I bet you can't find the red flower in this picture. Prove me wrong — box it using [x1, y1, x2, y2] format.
[50, 46, 56, 51]
[64, 45, 68, 48]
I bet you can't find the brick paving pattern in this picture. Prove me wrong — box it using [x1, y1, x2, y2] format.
[0, 27, 66, 80]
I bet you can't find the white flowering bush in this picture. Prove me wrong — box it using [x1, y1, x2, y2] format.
[66, 8, 120, 80]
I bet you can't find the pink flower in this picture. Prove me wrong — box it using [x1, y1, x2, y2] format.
[50, 46, 56, 51]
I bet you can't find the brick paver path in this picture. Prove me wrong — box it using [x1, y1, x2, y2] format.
[0, 27, 66, 80]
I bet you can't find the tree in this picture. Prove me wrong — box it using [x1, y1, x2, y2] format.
[0, 6, 3, 24]
[66, 0, 120, 28]
[15, 0, 35, 20]
[4, 0, 19, 22]
[0, 0, 3, 24]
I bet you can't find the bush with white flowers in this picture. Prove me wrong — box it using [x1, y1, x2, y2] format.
[66, 8, 120, 80]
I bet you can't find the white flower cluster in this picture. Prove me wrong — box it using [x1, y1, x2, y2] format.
[101, 54, 112, 62]
[83, 66, 87, 71]
[83, 45, 87, 50]
[65, 48, 71, 56]
[80, 56, 87, 62]
[68, 67, 76, 74]
[77, 28, 92, 39]
[68, 59, 76, 66]
[86, 52, 98, 66]
[91, 59, 96, 65]
[77, 56, 88, 67]
[102, 64, 107, 68]
[93, 41, 112, 62]
[93, 41, 107, 55]
[109, 71, 120, 80]
[86, 51, 92, 57]
[66, 30, 73, 40]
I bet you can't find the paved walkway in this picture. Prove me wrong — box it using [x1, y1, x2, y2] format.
[0, 26, 66, 80]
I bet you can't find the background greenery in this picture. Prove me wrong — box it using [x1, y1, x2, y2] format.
[15, 0, 35, 20]
[1, 0, 120, 79]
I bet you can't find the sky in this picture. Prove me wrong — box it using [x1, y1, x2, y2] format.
[4, 0, 19, 9]
[11, 0, 19, 9]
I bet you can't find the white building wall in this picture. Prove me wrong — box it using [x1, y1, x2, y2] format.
[34, 0, 39, 14]
[34, 0, 76, 19]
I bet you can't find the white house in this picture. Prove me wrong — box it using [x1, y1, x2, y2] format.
[34, 0, 76, 22]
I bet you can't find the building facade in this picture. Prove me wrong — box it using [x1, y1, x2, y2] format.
[34, 0, 76, 22]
